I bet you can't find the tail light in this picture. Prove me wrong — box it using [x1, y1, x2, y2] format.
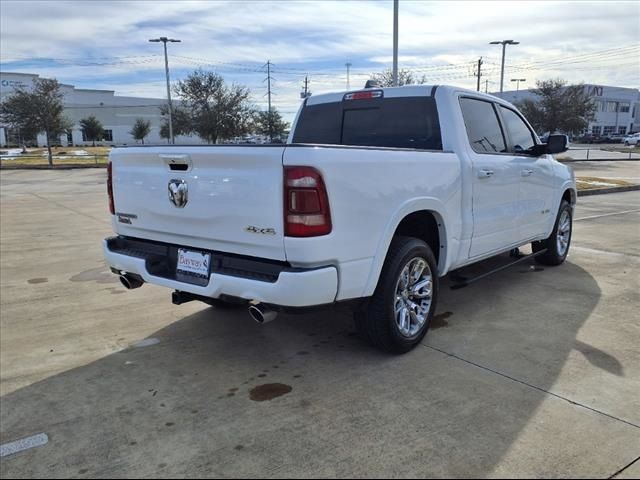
[107, 161, 115, 215]
[284, 166, 331, 237]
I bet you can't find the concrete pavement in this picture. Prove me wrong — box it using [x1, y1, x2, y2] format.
[1, 169, 639, 478]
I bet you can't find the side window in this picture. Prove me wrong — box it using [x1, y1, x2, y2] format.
[459, 97, 506, 154]
[499, 106, 536, 154]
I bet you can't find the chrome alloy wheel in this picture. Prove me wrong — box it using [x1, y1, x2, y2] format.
[556, 209, 571, 256]
[394, 257, 433, 338]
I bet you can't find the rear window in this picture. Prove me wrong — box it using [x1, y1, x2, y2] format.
[292, 96, 442, 150]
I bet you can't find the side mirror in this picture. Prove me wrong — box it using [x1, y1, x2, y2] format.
[546, 134, 569, 154]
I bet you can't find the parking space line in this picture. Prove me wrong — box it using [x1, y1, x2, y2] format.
[609, 456, 640, 479]
[0, 433, 49, 457]
[423, 344, 640, 431]
[575, 209, 640, 222]
[572, 246, 639, 258]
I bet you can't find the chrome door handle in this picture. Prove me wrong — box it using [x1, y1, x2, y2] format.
[478, 169, 495, 178]
[521, 169, 534, 177]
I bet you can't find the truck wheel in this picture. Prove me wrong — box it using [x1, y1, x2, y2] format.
[356, 236, 439, 354]
[532, 200, 572, 266]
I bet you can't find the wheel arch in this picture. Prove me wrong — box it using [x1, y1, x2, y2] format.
[362, 201, 449, 297]
[562, 187, 577, 207]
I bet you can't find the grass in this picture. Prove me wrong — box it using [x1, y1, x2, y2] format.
[599, 146, 640, 154]
[1, 156, 109, 166]
[20, 146, 113, 156]
[575, 176, 635, 191]
[0, 146, 111, 167]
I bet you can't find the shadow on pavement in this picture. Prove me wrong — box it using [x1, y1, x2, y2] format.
[1, 259, 603, 478]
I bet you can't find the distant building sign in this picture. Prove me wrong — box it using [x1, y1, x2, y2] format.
[1, 79, 27, 89]
[588, 86, 604, 97]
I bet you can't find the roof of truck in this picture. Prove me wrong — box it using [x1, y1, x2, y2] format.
[305, 84, 503, 106]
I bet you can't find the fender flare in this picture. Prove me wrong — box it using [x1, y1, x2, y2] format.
[542, 181, 576, 239]
[361, 197, 449, 297]
[560, 182, 577, 206]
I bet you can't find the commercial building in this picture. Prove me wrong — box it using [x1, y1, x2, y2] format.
[0, 72, 205, 146]
[496, 84, 640, 136]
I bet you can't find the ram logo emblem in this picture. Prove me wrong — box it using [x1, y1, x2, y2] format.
[168, 179, 188, 208]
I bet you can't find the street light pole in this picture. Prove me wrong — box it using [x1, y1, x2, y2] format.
[345, 62, 352, 90]
[490, 39, 519, 93]
[511, 78, 526, 91]
[149, 37, 181, 144]
[392, 0, 399, 86]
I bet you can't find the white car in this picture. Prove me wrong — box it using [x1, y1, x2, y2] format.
[103, 85, 575, 353]
[623, 133, 640, 146]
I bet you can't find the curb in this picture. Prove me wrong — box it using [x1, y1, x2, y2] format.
[0, 164, 107, 170]
[578, 185, 640, 197]
[560, 158, 640, 162]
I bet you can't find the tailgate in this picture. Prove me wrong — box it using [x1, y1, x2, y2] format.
[110, 146, 286, 261]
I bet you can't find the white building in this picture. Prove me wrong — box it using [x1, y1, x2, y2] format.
[495, 84, 640, 136]
[0, 72, 205, 146]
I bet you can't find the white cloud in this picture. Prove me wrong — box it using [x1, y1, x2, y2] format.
[1, 0, 638, 121]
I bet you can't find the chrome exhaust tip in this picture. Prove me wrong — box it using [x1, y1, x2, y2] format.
[119, 273, 143, 290]
[248, 304, 278, 324]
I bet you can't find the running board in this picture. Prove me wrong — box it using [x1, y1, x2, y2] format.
[450, 248, 547, 290]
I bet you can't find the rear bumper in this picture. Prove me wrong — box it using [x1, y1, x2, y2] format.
[103, 237, 338, 307]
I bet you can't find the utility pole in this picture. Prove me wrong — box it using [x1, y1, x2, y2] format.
[264, 60, 273, 142]
[149, 37, 181, 144]
[489, 39, 519, 93]
[474, 57, 483, 92]
[301, 75, 311, 99]
[392, 0, 399, 86]
[345, 62, 352, 90]
[485, 79, 489, 93]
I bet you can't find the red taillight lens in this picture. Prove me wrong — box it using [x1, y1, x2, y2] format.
[343, 90, 383, 101]
[284, 166, 331, 237]
[107, 161, 115, 215]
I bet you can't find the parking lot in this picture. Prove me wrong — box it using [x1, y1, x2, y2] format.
[1, 168, 639, 478]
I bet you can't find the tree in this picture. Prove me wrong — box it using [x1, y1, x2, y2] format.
[159, 104, 192, 141]
[79, 115, 104, 147]
[174, 69, 254, 144]
[370, 68, 428, 87]
[0, 78, 71, 166]
[254, 109, 289, 142]
[517, 79, 596, 135]
[129, 118, 151, 144]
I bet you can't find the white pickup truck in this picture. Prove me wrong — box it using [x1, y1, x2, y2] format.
[104, 85, 575, 353]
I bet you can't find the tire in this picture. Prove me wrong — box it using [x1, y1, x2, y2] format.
[532, 200, 572, 266]
[356, 236, 439, 354]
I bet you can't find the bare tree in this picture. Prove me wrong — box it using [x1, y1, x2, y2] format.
[370, 68, 428, 87]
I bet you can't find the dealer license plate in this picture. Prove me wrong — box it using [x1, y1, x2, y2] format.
[177, 249, 211, 278]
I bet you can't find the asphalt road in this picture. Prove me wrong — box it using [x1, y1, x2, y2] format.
[1, 169, 639, 478]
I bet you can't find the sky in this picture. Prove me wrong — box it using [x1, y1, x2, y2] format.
[1, 0, 639, 122]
